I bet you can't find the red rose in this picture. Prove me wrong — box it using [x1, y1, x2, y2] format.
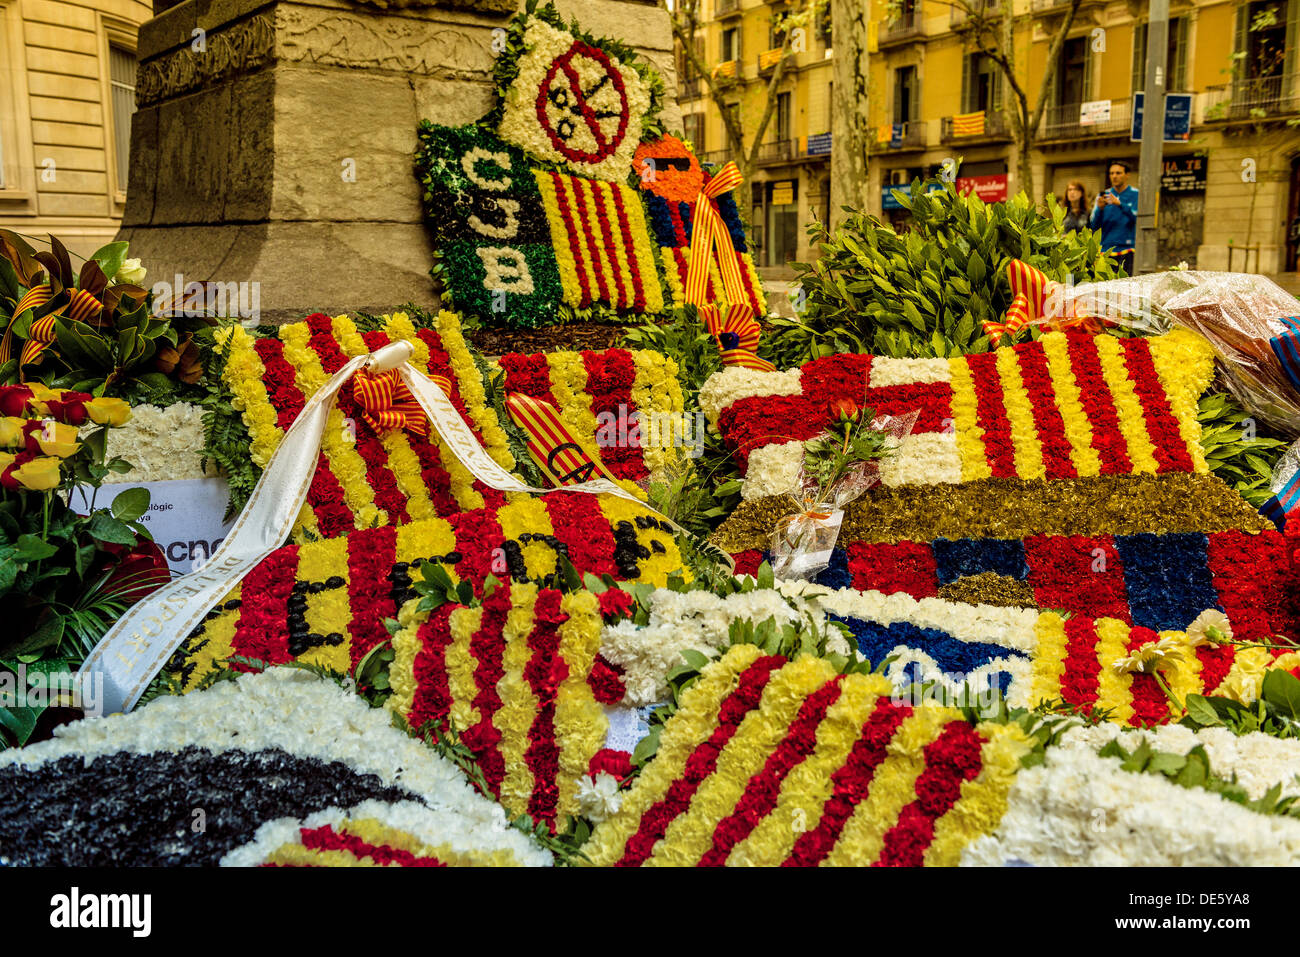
[0, 385, 33, 417]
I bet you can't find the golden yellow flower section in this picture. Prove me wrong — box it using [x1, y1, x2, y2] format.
[1094, 334, 1160, 473]
[1039, 332, 1102, 476]
[946, 355, 991, 481]
[1148, 328, 1214, 473]
[1093, 616, 1136, 724]
[294, 535, 353, 674]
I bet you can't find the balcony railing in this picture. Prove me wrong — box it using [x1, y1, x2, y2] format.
[878, 12, 922, 46]
[698, 149, 733, 168]
[939, 111, 1011, 142]
[1039, 97, 1132, 139]
[872, 120, 927, 151]
[757, 48, 783, 74]
[951, 0, 1000, 26]
[715, 0, 741, 16]
[1202, 73, 1300, 121]
[757, 139, 796, 165]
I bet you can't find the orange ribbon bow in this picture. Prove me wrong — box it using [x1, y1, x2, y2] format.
[351, 368, 439, 437]
[504, 391, 620, 488]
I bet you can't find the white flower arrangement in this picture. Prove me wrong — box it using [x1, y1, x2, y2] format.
[698, 367, 803, 429]
[598, 587, 851, 706]
[867, 356, 951, 387]
[741, 441, 804, 501]
[222, 799, 551, 867]
[575, 771, 623, 823]
[3, 669, 541, 859]
[1056, 723, 1300, 803]
[497, 17, 651, 182]
[960, 746, 1300, 866]
[95, 401, 214, 484]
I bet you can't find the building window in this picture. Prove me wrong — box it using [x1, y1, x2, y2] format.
[893, 0, 917, 29]
[1241, 0, 1289, 79]
[963, 52, 1002, 112]
[894, 65, 918, 124]
[721, 26, 741, 63]
[775, 91, 791, 141]
[1132, 17, 1189, 92]
[1056, 36, 1089, 106]
[109, 44, 137, 196]
[683, 111, 705, 153]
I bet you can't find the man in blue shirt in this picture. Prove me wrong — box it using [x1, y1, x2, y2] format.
[1090, 161, 1139, 273]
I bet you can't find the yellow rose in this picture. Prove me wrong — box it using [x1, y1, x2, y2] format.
[35, 421, 81, 458]
[85, 397, 131, 426]
[0, 417, 25, 448]
[12, 455, 62, 491]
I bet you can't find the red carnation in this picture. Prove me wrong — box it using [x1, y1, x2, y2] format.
[597, 587, 635, 622]
[588, 747, 633, 782]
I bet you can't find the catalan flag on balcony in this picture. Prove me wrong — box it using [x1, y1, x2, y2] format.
[952, 110, 986, 137]
[877, 125, 893, 144]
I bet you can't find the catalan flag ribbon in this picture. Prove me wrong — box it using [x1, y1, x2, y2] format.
[352, 367, 433, 437]
[505, 391, 620, 488]
[1, 284, 105, 367]
[982, 259, 1104, 344]
[686, 163, 773, 370]
[701, 303, 776, 372]
[951, 110, 986, 137]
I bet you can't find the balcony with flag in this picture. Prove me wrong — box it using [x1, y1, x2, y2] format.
[940, 111, 1011, 143]
[757, 48, 784, 75]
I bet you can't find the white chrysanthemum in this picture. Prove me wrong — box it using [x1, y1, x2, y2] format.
[741, 441, 804, 501]
[960, 746, 1300, 866]
[878, 433, 962, 486]
[697, 367, 803, 428]
[93, 401, 214, 483]
[867, 356, 952, 387]
[575, 772, 623, 823]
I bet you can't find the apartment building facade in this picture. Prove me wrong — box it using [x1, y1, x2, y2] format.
[677, 0, 836, 277]
[683, 0, 1300, 273]
[0, 0, 150, 258]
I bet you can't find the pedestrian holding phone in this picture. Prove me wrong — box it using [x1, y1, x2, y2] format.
[1089, 161, 1139, 273]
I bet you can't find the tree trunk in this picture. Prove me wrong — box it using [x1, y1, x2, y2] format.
[830, 0, 871, 226]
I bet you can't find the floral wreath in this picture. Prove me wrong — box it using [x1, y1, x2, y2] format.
[492, 1, 665, 182]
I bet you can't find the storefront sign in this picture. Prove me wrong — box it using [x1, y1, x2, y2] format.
[71, 478, 236, 575]
[771, 180, 795, 205]
[1160, 155, 1207, 193]
[882, 183, 909, 210]
[1079, 99, 1112, 126]
[956, 173, 1008, 203]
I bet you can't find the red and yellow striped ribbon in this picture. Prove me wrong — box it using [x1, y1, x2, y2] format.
[702, 303, 776, 371]
[352, 368, 434, 437]
[504, 391, 619, 488]
[983, 259, 1104, 343]
[2, 284, 103, 367]
[684, 162, 748, 310]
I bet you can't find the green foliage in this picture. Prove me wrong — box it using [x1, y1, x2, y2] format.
[1098, 735, 1300, 819]
[197, 325, 260, 517]
[1180, 669, 1300, 740]
[1196, 391, 1290, 508]
[765, 179, 1122, 366]
[801, 406, 893, 494]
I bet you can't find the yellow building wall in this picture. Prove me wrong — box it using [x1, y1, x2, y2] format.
[0, 0, 151, 257]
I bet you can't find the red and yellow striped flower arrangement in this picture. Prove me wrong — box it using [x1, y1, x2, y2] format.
[706, 328, 1214, 489]
[218, 310, 514, 540]
[387, 582, 606, 832]
[494, 345, 687, 486]
[580, 644, 1030, 866]
[164, 494, 683, 692]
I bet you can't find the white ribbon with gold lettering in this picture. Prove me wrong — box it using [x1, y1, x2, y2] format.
[78, 341, 697, 715]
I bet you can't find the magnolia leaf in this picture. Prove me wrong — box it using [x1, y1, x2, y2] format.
[1183, 693, 1222, 727]
[90, 241, 129, 283]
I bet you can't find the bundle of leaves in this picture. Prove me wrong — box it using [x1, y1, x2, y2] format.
[1196, 390, 1291, 508]
[765, 178, 1122, 366]
[0, 230, 207, 404]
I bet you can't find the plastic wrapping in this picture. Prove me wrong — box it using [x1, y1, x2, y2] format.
[1043, 271, 1300, 435]
[770, 411, 918, 580]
